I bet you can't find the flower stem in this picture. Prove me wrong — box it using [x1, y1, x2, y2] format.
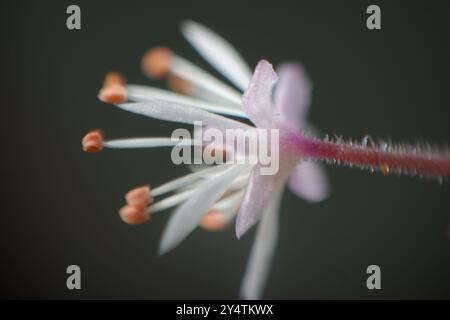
[290, 133, 450, 180]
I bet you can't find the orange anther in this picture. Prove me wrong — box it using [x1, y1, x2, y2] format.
[103, 72, 126, 88]
[98, 84, 127, 104]
[119, 205, 150, 225]
[168, 74, 193, 95]
[199, 210, 231, 231]
[82, 130, 104, 153]
[125, 185, 153, 207]
[141, 47, 173, 79]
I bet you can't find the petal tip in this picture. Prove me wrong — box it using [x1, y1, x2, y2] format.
[235, 218, 251, 239]
[180, 19, 194, 30]
[255, 59, 276, 74]
[158, 236, 178, 256]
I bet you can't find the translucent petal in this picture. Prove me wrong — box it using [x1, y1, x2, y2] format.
[288, 161, 329, 202]
[274, 63, 312, 128]
[235, 165, 280, 238]
[242, 60, 278, 128]
[181, 20, 252, 91]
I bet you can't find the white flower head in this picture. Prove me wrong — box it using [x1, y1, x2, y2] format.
[83, 20, 360, 300]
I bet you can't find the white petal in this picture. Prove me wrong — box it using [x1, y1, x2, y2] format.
[171, 55, 243, 107]
[240, 185, 283, 300]
[116, 100, 250, 130]
[150, 189, 194, 213]
[152, 164, 228, 197]
[158, 164, 251, 255]
[127, 84, 247, 118]
[181, 20, 252, 92]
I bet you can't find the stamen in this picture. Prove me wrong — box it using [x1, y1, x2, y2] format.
[170, 55, 243, 106]
[119, 204, 150, 225]
[199, 190, 245, 231]
[149, 189, 195, 213]
[168, 73, 240, 107]
[213, 189, 245, 211]
[116, 101, 251, 130]
[141, 47, 173, 79]
[151, 169, 249, 213]
[152, 165, 229, 197]
[103, 72, 126, 87]
[126, 85, 247, 118]
[82, 130, 104, 153]
[158, 164, 250, 255]
[125, 185, 153, 207]
[141, 47, 243, 107]
[103, 137, 193, 149]
[199, 210, 231, 231]
[98, 72, 127, 104]
[167, 74, 194, 95]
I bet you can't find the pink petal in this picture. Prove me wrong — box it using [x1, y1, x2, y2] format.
[236, 165, 280, 238]
[242, 60, 278, 128]
[274, 63, 312, 129]
[240, 185, 283, 299]
[288, 161, 329, 203]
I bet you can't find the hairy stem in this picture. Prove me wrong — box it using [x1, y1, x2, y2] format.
[289, 133, 450, 180]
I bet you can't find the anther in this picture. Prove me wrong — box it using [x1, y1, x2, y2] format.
[82, 130, 104, 153]
[125, 185, 153, 208]
[141, 47, 173, 79]
[98, 72, 127, 104]
[167, 74, 193, 95]
[199, 210, 231, 231]
[119, 205, 150, 225]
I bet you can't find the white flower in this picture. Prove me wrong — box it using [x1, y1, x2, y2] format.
[83, 20, 331, 299]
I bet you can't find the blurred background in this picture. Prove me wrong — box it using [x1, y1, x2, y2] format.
[0, 0, 449, 299]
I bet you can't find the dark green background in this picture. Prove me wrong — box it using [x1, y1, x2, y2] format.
[1, 0, 449, 299]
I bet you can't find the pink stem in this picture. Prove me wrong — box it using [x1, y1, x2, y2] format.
[289, 133, 450, 179]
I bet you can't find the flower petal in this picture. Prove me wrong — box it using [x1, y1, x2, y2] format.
[127, 84, 247, 118]
[171, 55, 243, 106]
[181, 20, 252, 92]
[288, 161, 329, 202]
[152, 164, 228, 197]
[235, 165, 280, 238]
[274, 63, 312, 129]
[117, 100, 250, 130]
[240, 184, 283, 300]
[242, 60, 278, 128]
[158, 164, 250, 255]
